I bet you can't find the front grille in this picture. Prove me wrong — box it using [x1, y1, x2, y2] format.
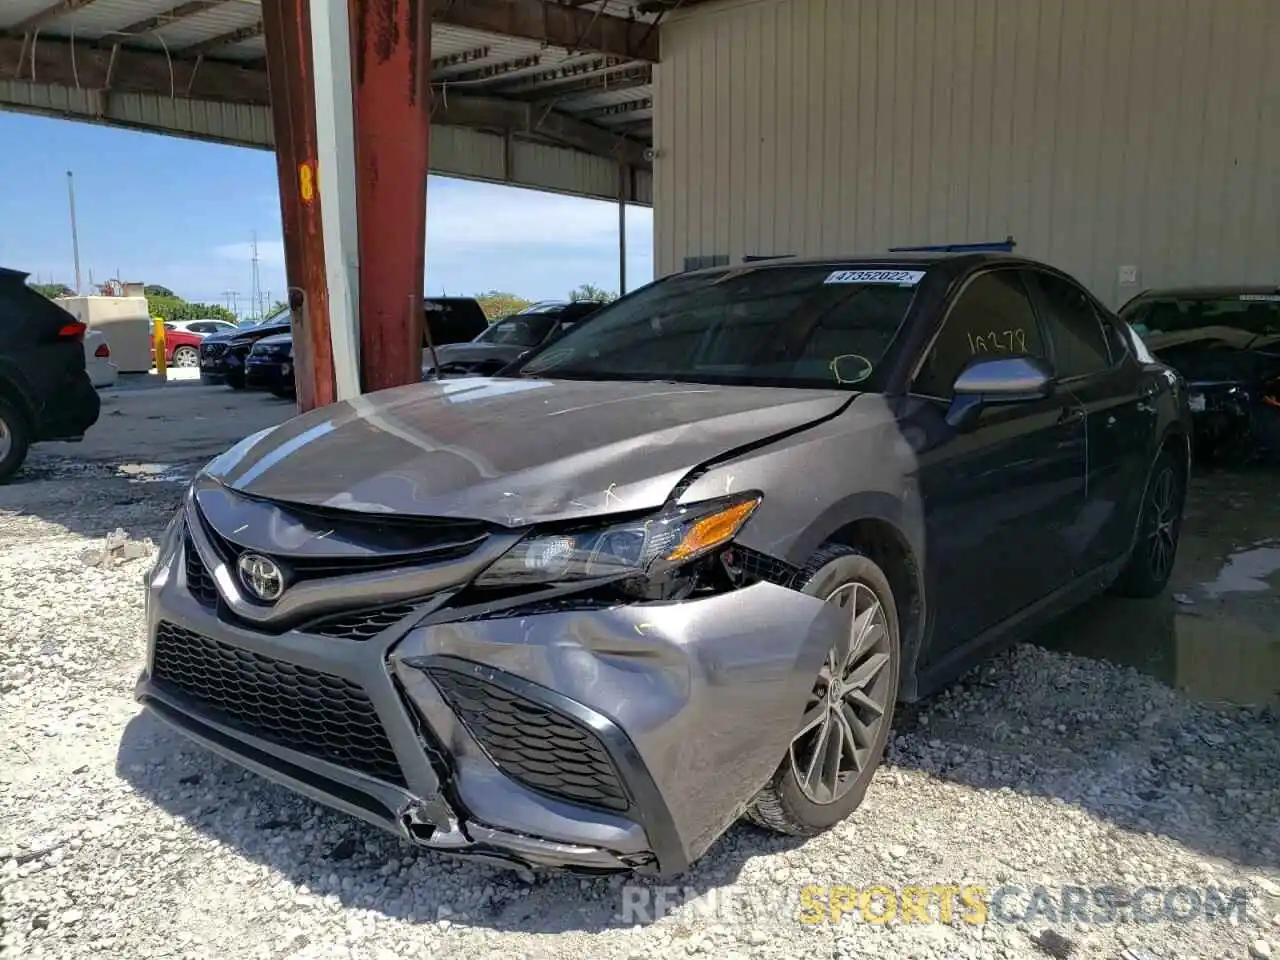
[183, 538, 219, 609]
[428, 668, 629, 812]
[202, 342, 229, 360]
[305, 603, 420, 640]
[151, 622, 406, 786]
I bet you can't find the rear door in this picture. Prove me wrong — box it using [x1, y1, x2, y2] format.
[1025, 270, 1155, 574]
[910, 268, 1087, 650]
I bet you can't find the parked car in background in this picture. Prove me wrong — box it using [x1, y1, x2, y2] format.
[168, 319, 240, 337]
[162, 323, 207, 368]
[139, 253, 1190, 876]
[84, 329, 119, 388]
[422, 299, 606, 379]
[245, 299, 490, 396]
[422, 297, 489, 348]
[199, 309, 292, 388]
[1118, 285, 1280, 461]
[244, 332, 295, 399]
[0, 268, 101, 482]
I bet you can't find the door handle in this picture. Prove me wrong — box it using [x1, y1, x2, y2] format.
[1058, 406, 1085, 425]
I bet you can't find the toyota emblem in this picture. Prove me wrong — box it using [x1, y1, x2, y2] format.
[237, 553, 284, 602]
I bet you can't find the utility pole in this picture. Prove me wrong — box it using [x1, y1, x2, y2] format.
[221, 290, 241, 316]
[250, 231, 262, 320]
[66, 170, 83, 295]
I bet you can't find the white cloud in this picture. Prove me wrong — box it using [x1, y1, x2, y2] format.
[211, 176, 654, 301]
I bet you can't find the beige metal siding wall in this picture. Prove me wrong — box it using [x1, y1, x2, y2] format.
[654, 0, 1280, 306]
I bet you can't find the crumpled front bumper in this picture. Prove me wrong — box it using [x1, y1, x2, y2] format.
[136, 536, 846, 875]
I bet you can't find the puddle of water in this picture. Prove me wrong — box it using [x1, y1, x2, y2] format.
[114, 462, 193, 484]
[1035, 596, 1280, 708]
[1200, 545, 1280, 597]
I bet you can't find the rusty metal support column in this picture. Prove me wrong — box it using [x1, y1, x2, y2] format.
[261, 0, 335, 413]
[349, 0, 432, 393]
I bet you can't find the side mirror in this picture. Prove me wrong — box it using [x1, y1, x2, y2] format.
[945, 356, 1053, 431]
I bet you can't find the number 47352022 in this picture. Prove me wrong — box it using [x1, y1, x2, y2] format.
[967, 329, 1028, 355]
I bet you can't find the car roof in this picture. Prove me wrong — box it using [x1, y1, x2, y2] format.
[675, 250, 1037, 279]
[1124, 284, 1280, 299]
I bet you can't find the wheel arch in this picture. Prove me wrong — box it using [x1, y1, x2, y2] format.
[0, 369, 37, 431]
[806, 507, 926, 702]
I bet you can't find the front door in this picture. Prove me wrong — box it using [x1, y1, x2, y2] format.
[907, 269, 1087, 656]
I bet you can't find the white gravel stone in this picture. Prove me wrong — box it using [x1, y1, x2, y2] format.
[1, 405, 1278, 960]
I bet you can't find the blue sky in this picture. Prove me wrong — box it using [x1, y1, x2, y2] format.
[0, 112, 653, 313]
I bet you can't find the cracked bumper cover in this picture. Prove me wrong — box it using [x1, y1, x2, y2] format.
[136, 541, 846, 875]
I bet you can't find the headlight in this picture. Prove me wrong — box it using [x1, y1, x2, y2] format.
[474, 493, 762, 588]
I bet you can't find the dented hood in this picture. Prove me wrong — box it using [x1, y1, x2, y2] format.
[202, 377, 852, 526]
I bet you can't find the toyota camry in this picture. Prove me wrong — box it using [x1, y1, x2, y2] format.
[138, 252, 1191, 876]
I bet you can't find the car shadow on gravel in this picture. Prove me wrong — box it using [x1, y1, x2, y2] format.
[115, 709, 809, 935]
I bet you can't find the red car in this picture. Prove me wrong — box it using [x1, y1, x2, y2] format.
[161, 324, 205, 368]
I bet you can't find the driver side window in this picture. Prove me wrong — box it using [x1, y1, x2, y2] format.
[913, 271, 1046, 399]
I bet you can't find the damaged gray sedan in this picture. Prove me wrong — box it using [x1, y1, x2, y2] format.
[138, 253, 1191, 876]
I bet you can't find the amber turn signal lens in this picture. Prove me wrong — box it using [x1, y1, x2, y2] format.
[665, 497, 761, 562]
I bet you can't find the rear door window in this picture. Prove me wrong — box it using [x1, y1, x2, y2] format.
[0, 277, 79, 348]
[1030, 272, 1113, 379]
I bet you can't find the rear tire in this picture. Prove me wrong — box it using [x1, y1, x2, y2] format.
[1112, 447, 1185, 598]
[746, 544, 900, 836]
[0, 399, 32, 485]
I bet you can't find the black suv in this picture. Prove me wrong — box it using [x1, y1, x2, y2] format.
[0, 268, 101, 482]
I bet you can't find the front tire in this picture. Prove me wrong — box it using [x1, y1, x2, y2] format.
[172, 345, 199, 367]
[746, 545, 901, 836]
[0, 399, 32, 484]
[1112, 448, 1185, 598]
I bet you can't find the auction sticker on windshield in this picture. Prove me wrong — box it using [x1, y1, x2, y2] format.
[825, 269, 925, 286]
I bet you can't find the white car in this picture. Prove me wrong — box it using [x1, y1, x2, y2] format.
[167, 319, 239, 336]
[84, 329, 118, 388]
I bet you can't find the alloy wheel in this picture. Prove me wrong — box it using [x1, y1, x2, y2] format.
[1146, 465, 1180, 581]
[789, 581, 894, 805]
[0, 418, 10, 463]
[173, 346, 200, 367]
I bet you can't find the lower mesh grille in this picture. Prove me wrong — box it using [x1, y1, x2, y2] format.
[151, 622, 406, 786]
[184, 538, 219, 609]
[427, 668, 628, 812]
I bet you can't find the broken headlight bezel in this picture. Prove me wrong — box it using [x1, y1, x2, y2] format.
[473, 492, 763, 590]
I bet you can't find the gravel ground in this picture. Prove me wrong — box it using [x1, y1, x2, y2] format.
[2, 386, 1279, 960]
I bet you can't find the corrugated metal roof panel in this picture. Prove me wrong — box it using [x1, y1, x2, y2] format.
[148, 1, 261, 51]
[0, 77, 98, 115]
[23, 0, 180, 41]
[0, 0, 74, 29]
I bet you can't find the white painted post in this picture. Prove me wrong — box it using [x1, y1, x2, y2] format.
[308, 0, 362, 401]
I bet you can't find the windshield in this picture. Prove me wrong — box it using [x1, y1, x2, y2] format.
[476, 313, 559, 347]
[512, 264, 922, 388]
[1120, 293, 1280, 348]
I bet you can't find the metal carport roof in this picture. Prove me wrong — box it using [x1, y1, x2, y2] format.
[0, 1, 706, 204]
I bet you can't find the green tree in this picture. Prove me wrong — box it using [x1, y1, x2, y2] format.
[28, 281, 73, 299]
[473, 290, 532, 321]
[569, 283, 617, 303]
[144, 284, 177, 298]
[146, 293, 237, 324]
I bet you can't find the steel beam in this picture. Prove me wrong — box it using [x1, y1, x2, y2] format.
[429, 0, 658, 63]
[261, 0, 336, 412]
[349, 0, 433, 395]
[434, 94, 648, 167]
[0, 35, 650, 169]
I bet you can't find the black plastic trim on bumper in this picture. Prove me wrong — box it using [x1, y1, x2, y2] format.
[137, 681, 643, 874]
[404, 654, 687, 876]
